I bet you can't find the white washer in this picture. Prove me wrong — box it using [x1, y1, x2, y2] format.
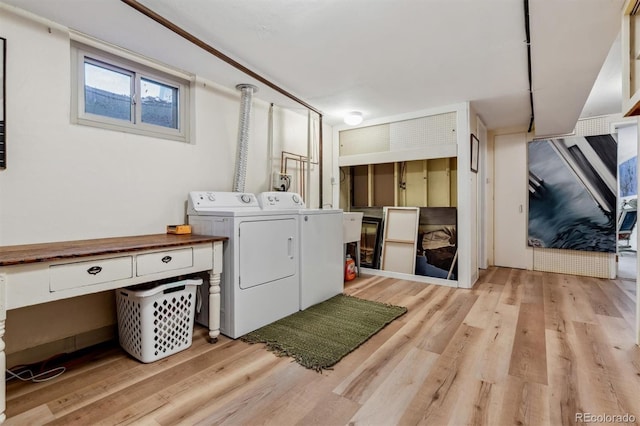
[187, 191, 300, 338]
[257, 192, 344, 310]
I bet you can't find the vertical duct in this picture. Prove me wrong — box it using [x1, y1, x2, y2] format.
[233, 84, 257, 193]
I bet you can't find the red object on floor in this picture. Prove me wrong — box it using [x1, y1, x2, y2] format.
[344, 255, 356, 281]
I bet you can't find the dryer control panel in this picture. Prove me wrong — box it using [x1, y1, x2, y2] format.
[257, 192, 306, 210]
[187, 191, 259, 214]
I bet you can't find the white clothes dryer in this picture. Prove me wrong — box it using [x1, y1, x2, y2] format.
[187, 191, 300, 338]
[257, 192, 343, 310]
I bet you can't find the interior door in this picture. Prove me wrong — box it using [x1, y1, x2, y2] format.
[494, 133, 529, 269]
[238, 217, 296, 289]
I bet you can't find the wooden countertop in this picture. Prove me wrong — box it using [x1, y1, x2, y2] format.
[0, 234, 227, 266]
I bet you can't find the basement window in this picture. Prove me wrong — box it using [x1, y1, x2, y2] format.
[71, 42, 190, 142]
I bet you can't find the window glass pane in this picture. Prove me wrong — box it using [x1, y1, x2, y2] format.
[84, 61, 132, 121]
[141, 78, 178, 129]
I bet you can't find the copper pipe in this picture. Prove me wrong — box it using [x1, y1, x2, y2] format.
[283, 152, 316, 199]
[301, 161, 305, 201]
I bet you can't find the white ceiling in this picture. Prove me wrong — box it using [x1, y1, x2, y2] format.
[0, 0, 626, 135]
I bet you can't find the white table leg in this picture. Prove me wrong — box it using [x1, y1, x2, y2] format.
[207, 270, 221, 343]
[0, 274, 6, 423]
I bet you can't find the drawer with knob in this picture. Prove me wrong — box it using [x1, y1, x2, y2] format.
[135, 248, 193, 276]
[49, 256, 133, 292]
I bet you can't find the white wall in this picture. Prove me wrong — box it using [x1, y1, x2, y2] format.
[617, 124, 638, 251]
[0, 10, 329, 362]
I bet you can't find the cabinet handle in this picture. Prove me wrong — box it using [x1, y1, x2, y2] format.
[161, 255, 172, 263]
[87, 266, 102, 275]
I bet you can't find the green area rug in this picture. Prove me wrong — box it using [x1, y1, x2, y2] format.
[241, 294, 407, 371]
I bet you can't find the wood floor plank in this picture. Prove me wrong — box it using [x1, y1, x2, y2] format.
[613, 274, 636, 298]
[346, 275, 394, 300]
[567, 322, 640, 422]
[163, 355, 304, 426]
[347, 347, 438, 425]
[417, 291, 479, 354]
[5, 351, 138, 416]
[593, 315, 640, 391]
[293, 392, 361, 426]
[356, 277, 404, 303]
[578, 277, 624, 318]
[508, 302, 548, 385]
[543, 272, 575, 334]
[546, 330, 585, 426]
[397, 324, 484, 425]
[45, 339, 259, 424]
[384, 279, 432, 307]
[562, 275, 598, 324]
[474, 266, 494, 285]
[80, 343, 276, 426]
[493, 375, 550, 426]
[3, 403, 55, 426]
[474, 302, 519, 384]
[598, 279, 637, 329]
[4, 268, 637, 426]
[464, 281, 505, 328]
[522, 270, 544, 305]
[333, 285, 455, 403]
[395, 284, 448, 322]
[488, 267, 512, 285]
[465, 380, 493, 426]
[7, 334, 213, 417]
[500, 268, 524, 305]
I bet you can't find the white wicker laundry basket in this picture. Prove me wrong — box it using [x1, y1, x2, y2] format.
[116, 278, 202, 363]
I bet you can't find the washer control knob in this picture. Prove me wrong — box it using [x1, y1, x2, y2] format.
[240, 194, 252, 203]
[207, 193, 216, 201]
[292, 194, 300, 204]
[268, 196, 274, 202]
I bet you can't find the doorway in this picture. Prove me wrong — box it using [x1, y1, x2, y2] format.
[612, 121, 638, 345]
[614, 123, 637, 280]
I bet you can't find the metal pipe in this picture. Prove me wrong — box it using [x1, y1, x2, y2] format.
[120, 0, 325, 201]
[524, 0, 534, 133]
[267, 103, 274, 190]
[306, 110, 312, 206]
[319, 114, 323, 208]
[120, 0, 321, 116]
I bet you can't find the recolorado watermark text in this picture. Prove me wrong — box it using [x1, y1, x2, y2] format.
[575, 412, 636, 423]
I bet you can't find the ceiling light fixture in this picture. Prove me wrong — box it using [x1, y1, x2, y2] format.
[344, 111, 363, 126]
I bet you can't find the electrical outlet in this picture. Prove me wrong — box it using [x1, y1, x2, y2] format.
[272, 172, 292, 191]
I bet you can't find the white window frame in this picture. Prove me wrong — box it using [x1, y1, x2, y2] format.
[71, 42, 190, 143]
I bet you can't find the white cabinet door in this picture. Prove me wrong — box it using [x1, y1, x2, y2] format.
[494, 133, 529, 269]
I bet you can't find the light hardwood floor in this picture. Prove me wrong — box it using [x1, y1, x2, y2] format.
[5, 267, 640, 425]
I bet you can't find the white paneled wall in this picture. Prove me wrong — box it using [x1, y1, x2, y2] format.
[389, 112, 457, 151]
